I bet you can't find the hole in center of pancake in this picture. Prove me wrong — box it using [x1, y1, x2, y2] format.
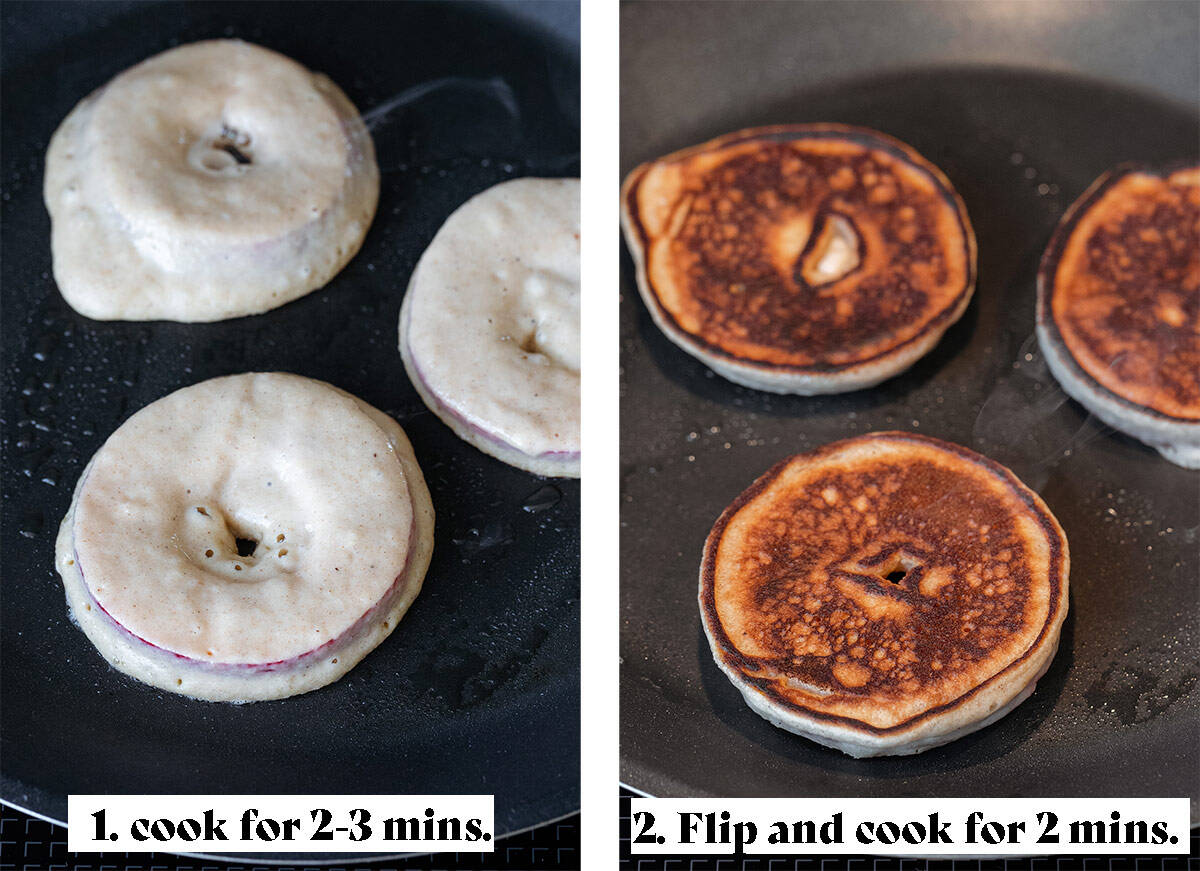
[234, 537, 258, 558]
[215, 124, 252, 163]
[873, 551, 921, 587]
[519, 331, 541, 355]
[798, 212, 861, 287]
[192, 124, 253, 176]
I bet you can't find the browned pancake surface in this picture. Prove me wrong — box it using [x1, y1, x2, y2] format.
[1049, 166, 1200, 420]
[703, 433, 1064, 731]
[629, 126, 973, 370]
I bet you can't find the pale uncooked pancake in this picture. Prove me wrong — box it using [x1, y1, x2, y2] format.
[400, 178, 581, 477]
[44, 40, 379, 322]
[701, 432, 1069, 756]
[55, 373, 434, 702]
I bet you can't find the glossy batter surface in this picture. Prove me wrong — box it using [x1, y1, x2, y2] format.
[44, 40, 378, 321]
[626, 125, 974, 370]
[703, 433, 1067, 735]
[401, 178, 580, 475]
[55, 373, 433, 700]
[1049, 166, 1200, 420]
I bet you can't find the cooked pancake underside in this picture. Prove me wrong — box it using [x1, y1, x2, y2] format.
[628, 127, 974, 372]
[1046, 166, 1200, 421]
[702, 434, 1067, 739]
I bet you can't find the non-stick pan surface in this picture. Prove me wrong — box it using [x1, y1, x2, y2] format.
[620, 1, 1199, 808]
[1, 1, 580, 860]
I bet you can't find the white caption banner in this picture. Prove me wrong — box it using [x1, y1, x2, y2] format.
[68, 794, 493, 853]
[630, 797, 1190, 855]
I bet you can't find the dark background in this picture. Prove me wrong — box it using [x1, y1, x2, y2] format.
[1, 805, 578, 870]
[620, 0, 1199, 810]
[1, 0, 581, 865]
[615, 789, 1199, 868]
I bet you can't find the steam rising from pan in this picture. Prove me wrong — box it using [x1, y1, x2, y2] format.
[361, 76, 521, 130]
[973, 333, 1112, 489]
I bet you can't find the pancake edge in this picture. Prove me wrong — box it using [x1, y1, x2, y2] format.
[55, 373, 436, 702]
[399, 254, 581, 479]
[620, 124, 978, 394]
[698, 431, 1070, 757]
[1036, 162, 1200, 468]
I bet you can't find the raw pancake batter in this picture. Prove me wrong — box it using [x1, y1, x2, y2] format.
[44, 40, 379, 321]
[400, 177, 581, 477]
[56, 373, 434, 702]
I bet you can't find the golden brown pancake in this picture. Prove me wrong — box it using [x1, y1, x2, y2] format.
[700, 432, 1068, 756]
[622, 125, 976, 393]
[1037, 164, 1200, 467]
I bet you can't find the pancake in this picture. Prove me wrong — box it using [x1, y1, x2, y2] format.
[44, 40, 379, 322]
[622, 125, 976, 393]
[400, 178, 580, 477]
[700, 432, 1068, 756]
[55, 373, 434, 702]
[1037, 164, 1200, 467]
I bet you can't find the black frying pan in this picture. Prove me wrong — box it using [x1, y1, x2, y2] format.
[619, 0, 1199, 811]
[0, 1, 580, 862]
